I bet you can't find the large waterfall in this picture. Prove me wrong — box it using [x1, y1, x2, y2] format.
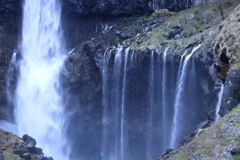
[14, 0, 69, 159]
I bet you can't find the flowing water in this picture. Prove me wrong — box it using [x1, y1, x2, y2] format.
[101, 45, 130, 160]
[120, 47, 130, 160]
[98, 44, 211, 159]
[161, 47, 169, 149]
[215, 82, 224, 122]
[147, 51, 155, 159]
[171, 44, 201, 148]
[14, 0, 69, 159]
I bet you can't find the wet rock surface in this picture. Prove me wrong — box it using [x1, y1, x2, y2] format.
[0, 0, 21, 14]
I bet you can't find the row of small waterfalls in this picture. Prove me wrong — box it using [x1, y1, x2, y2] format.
[1, 0, 225, 160]
[97, 44, 223, 160]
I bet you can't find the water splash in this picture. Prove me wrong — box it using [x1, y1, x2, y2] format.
[15, 0, 69, 159]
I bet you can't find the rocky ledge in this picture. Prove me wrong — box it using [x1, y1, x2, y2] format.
[0, 128, 52, 160]
[158, 104, 240, 159]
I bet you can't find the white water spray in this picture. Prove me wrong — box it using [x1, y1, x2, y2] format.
[15, 0, 69, 159]
[171, 44, 201, 148]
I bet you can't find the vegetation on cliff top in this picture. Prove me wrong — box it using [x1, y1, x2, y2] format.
[134, 0, 239, 52]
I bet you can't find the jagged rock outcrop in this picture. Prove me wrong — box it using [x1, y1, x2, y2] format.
[65, 41, 105, 110]
[0, 128, 52, 160]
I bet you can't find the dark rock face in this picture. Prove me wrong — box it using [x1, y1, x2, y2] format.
[0, 0, 21, 14]
[219, 70, 240, 117]
[0, 0, 212, 16]
[63, 0, 212, 15]
[0, 3, 21, 121]
[64, 41, 106, 159]
[64, 0, 151, 15]
[65, 41, 105, 110]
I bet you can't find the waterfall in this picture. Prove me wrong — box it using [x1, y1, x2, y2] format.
[101, 45, 130, 160]
[112, 46, 123, 160]
[15, 0, 69, 159]
[171, 44, 201, 148]
[162, 47, 169, 148]
[215, 82, 224, 122]
[147, 51, 154, 159]
[120, 47, 130, 160]
[101, 48, 113, 158]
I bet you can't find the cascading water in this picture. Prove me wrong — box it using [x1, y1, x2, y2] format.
[14, 0, 69, 159]
[88, 43, 220, 160]
[112, 46, 123, 160]
[147, 51, 154, 159]
[171, 44, 201, 148]
[101, 45, 130, 160]
[161, 47, 169, 149]
[101, 48, 113, 158]
[215, 81, 224, 122]
[120, 47, 130, 160]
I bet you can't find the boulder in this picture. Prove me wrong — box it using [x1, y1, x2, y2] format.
[22, 134, 37, 149]
[231, 148, 240, 155]
[0, 128, 51, 160]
